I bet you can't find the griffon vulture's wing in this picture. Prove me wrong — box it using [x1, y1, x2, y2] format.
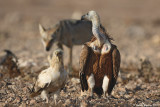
[112, 46, 120, 79]
[79, 44, 91, 91]
[107, 46, 121, 95]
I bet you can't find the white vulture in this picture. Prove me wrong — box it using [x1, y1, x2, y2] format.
[30, 49, 67, 103]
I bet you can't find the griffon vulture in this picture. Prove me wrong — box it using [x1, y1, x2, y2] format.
[80, 11, 121, 98]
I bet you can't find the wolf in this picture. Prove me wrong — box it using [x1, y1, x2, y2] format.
[39, 19, 93, 71]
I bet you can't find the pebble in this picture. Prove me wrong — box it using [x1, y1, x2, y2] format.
[64, 99, 71, 105]
[71, 78, 80, 84]
[30, 99, 36, 105]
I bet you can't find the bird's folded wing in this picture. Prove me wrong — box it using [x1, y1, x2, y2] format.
[30, 81, 50, 98]
[112, 46, 121, 80]
[79, 44, 91, 91]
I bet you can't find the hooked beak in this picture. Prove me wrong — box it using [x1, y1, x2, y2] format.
[81, 15, 88, 21]
[81, 15, 85, 20]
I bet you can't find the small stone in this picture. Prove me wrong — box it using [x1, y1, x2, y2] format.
[137, 79, 142, 84]
[19, 103, 27, 107]
[22, 97, 27, 101]
[30, 99, 36, 105]
[26, 100, 30, 105]
[71, 78, 80, 84]
[80, 100, 88, 107]
[0, 90, 6, 94]
[64, 99, 71, 105]
[118, 87, 126, 92]
[22, 87, 28, 92]
[12, 97, 21, 103]
[58, 100, 62, 104]
[125, 81, 136, 90]
[124, 94, 131, 99]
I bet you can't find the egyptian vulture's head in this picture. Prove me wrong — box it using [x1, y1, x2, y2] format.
[81, 11, 100, 22]
[48, 49, 63, 66]
[54, 49, 63, 57]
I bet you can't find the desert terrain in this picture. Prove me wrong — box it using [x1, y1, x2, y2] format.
[0, 0, 160, 106]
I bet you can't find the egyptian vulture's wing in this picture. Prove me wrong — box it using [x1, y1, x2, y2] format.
[30, 71, 51, 98]
[108, 45, 120, 94]
[30, 82, 49, 98]
[79, 44, 91, 91]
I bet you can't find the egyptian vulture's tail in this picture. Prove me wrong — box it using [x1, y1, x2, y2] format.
[29, 83, 49, 98]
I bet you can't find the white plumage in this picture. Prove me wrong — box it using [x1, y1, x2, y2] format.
[30, 49, 67, 104]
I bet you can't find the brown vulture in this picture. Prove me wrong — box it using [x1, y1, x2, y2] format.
[80, 11, 121, 98]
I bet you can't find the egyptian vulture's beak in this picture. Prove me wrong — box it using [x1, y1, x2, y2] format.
[55, 51, 63, 57]
[57, 52, 62, 57]
[81, 15, 88, 21]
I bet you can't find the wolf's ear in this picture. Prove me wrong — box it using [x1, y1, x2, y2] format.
[39, 24, 46, 35]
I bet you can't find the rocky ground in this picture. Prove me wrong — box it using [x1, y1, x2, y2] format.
[0, 65, 159, 107]
[0, 0, 160, 106]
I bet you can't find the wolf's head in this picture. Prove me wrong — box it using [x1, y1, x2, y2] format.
[39, 24, 60, 51]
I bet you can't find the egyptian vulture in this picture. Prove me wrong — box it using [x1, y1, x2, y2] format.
[80, 11, 121, 98]
[30, 49, 67, 103]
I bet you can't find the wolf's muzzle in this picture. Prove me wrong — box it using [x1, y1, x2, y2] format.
[46, 47, 50, 51]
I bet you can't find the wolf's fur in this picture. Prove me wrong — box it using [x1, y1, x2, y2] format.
[39, 19, 93, 71]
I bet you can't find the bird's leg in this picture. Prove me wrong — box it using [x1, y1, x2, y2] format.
[80, 90, 88, 97]
[103, 92, 107, 99]
[90, 88, 93, 97]
[102, 75, 109, 99]
[81, 90, 84, 97]
[54, 90, 60, 105]
[87, 74, 95, 98]
[41, 90, 49, 103]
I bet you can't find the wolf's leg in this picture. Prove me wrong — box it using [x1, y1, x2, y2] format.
[57, 42, 63, 50]
[68, 46, 72, 73]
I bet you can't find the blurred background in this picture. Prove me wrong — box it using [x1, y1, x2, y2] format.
[0, 0, 160, 106]
[0, 0, 160, 69]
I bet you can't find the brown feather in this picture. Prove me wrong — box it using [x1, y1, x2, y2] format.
[100, 45, 120, 95]
[112, 45, 121, 79]
[79, 44, 91, 91]
[79, 11, 120, 96]
[79, 40, 120, 96]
